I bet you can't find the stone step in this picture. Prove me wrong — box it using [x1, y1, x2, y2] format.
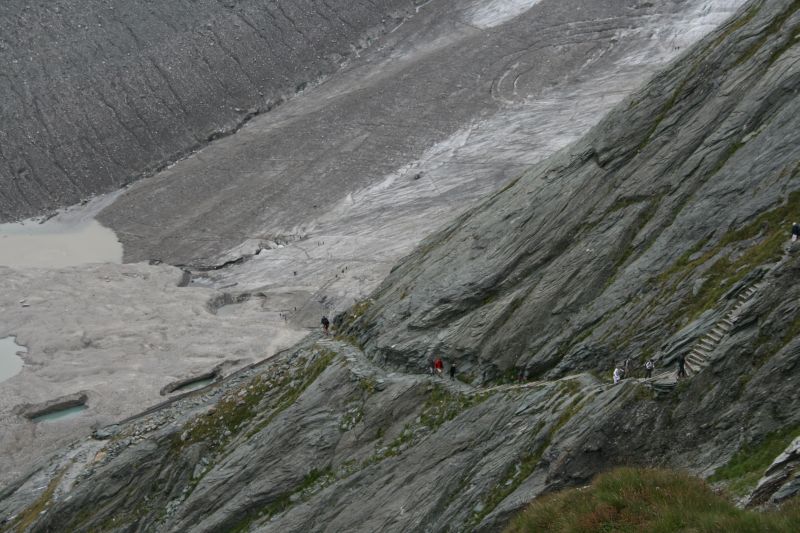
[706, 331, 722, 342]
[697, 338, 716, 350]
[721, 318, 735, 327]
[710, 327, 726, 337]
[687, 355, 706, 367]
[691, 347, 709, 357]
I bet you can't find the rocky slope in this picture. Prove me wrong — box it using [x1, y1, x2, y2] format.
[3, 0, 800, 531]
[0, 0, 416, 221]
[2, 0, 744, 499]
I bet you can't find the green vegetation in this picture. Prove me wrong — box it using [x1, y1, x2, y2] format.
[365, 385, 492, 466]
[552, 394, 586, 435]
[658, 190, 799, 327]
[733, 0, 800, 69]
[505, 467, 800, 533]
[709, 425, 800, 496]
[11, 467, 67, 532]
[467, 433, 549, 529]
[419, 385, 491, 430]
[636, 1, 761, 152]
[245, 350, 336, 438]
[753, 313, 800, 369]
[230, 467, 336, 532]
[176, 350, 335, 451]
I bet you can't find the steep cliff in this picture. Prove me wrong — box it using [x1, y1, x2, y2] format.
[3, 0, 800, 531]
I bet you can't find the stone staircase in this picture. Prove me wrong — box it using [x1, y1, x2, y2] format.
[649, 278, 768, 395]
[684, 282, 762, 376]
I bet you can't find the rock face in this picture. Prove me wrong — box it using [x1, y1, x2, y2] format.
[748, 436, 800, 506]
[346, 0, 800, 385]
[0, 0, 415, 221]
[4, 0, 800, 532]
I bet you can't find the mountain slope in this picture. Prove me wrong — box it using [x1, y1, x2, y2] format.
[3, 0, 800, 532]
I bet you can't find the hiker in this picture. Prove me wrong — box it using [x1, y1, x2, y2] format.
[321, 316, 330, 335]
[428, 358, 435, 376]
[517, 369, 525, 383]
[677, 353, 687, 378]
[644, 359, 655, 378]
[434, 357, 444, 377]
[613, 366, 624, 385]
[792, 222, 800, 242]
[449, 361, 457, 380]
[623, 358, 631, 379]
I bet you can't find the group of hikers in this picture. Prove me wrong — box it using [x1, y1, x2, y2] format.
[613, 357, 656, 384]
[613, 354, 692, 384]
[429, 356, 457, 380]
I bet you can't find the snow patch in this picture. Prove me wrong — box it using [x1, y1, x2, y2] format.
[468, 0, 543, 29]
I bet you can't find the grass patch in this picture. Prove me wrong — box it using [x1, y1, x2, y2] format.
[466, 423, 548, 529]
[230, 467, 336, 531]
[505, 467, 800, 533]
[244, 351, 336, 438]
[752, 312, 800, 369]
[175, 350, 335, 451]
[659, 190, 799, 325]
[709, 425, 800, 496]
[11, 467, 67, 532]
[364, 385, 492, 466]
[419, 386, 490, 430]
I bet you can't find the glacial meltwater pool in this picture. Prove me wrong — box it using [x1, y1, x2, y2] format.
[0, 194, 123, 268]
[0, 219, 122, 268]
[0, 336, 26, 383]
[30, 404, 88, 423]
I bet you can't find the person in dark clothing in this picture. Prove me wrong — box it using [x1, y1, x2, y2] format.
[792, 222, 800, 242]
[677, 353, 687, 378]
[449, 362, 457, 380]
[321, 316, 330, 335]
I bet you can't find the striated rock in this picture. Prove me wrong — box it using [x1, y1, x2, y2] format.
[747, 437, 800, 507]
[4, 1, 800, 532]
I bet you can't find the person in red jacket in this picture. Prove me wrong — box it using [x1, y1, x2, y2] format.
[434, 357, 444, 377]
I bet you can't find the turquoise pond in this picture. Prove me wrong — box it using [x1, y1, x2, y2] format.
[0, 336, 25, 383]
[31, 405, 88, 423]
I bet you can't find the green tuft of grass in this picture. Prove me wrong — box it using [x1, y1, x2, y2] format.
[505, 467, 800, 533]
[467, 423, 549, 529]
[709, 425, 800, 496]
[661, 190, 800, 325]
[11, 467, 67, 532]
